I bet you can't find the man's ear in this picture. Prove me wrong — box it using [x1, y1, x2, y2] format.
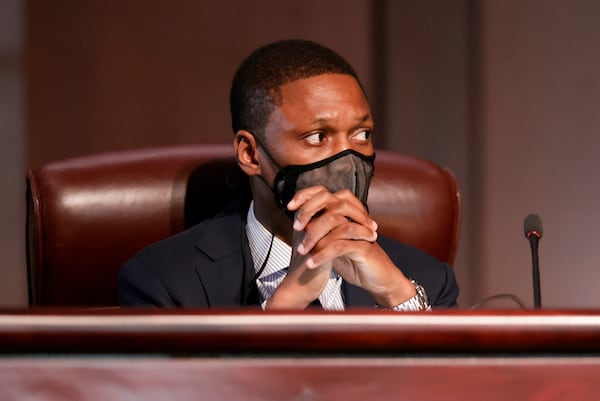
[233, 131, 261, 176]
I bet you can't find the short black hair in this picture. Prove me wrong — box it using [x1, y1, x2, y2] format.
[230, 39, 364, 142]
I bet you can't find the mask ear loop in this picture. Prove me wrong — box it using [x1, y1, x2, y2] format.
[248, 132, 295, 214]
[238, 133, 289, 305]
[248, 132, 282, 167]
[251, 231, 275, 282]
[240, 219, 276, 305]
[240, 200, 286, 303]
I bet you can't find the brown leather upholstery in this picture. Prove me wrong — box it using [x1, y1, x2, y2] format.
[26, 144, 460, 307]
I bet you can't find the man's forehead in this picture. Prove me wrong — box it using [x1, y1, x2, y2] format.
[277, 75, 369, 111]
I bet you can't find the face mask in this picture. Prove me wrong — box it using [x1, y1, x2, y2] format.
[270, 149, 376, 213]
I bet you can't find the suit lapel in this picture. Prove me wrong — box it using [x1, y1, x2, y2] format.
[193, 212, 258, 307]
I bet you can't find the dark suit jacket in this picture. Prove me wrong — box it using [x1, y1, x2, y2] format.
[119, 205, 459, 308]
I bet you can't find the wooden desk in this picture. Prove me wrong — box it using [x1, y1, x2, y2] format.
[1, 309, 600, 400]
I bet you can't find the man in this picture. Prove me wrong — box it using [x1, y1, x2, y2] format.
[119, 39, 459, 310]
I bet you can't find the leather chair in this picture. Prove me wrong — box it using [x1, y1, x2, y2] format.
[26, 144, 461, 307]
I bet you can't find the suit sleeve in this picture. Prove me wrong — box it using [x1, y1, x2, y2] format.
[118, 258, 177, 307]
[429, 262, 459, 308]
[377, 235, 460, 308]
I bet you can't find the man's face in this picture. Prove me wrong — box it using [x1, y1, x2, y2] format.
[260, 73, 374, 177]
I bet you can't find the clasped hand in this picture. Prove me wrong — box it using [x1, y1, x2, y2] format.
[265, 185, 416, 309]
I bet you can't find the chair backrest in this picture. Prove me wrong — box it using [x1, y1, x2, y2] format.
[26, 144, 461, 307]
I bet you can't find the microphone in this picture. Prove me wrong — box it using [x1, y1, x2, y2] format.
[523, 214, 543, 309]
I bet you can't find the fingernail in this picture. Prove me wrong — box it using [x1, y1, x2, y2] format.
[371, 220, 378, 230]
[306, 257, 314, 268]
[297, 243, 305, 254]
[287, 199, 296, 208]
[293, 219, 301, 231]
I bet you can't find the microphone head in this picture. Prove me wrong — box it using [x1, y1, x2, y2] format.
[524, 214, 543, 239]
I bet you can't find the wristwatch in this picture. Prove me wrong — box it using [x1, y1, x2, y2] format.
[376, 280, 432, 312]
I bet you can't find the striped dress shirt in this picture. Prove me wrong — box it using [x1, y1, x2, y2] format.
[246, 202, 345, 311]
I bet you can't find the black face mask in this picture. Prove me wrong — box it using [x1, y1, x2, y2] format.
[263, 148, 375, 214]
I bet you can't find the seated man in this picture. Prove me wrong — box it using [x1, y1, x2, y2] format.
[119, 39, 459, 310]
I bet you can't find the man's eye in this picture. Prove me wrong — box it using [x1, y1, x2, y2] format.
[305, 132, 326, 145]
[354, 130, 372, 142]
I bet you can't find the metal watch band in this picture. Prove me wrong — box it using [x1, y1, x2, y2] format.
[376, 279, 432, 311]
